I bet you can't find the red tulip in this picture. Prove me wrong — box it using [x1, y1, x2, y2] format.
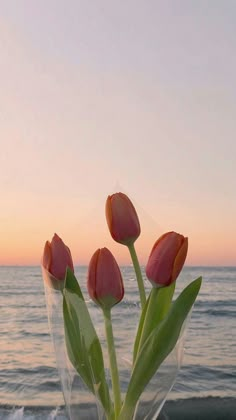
[105, 192, 140, 246]
[87, 248, 124, 309]
[145, 231, 188, 287]
[42, 233, 74, 282]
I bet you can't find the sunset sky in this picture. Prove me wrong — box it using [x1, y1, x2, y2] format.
[1, 1, 236, 266]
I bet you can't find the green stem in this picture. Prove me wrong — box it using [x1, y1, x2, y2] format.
[128, 243, 146, 310]
[103, 308, 122, 418]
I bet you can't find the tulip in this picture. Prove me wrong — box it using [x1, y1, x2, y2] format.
[42, 233, 74, 289]
[87, 247, 124, 415]
[106, 192, 146, 309]
[105, 192, 140, 246]
[87, 247, 124, 310]
[146, 231, 188, 287]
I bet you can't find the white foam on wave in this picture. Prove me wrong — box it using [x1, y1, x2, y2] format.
[48, 406, 60, 419]
[7, 407, 24, 420]
[5, 406, 62, 419]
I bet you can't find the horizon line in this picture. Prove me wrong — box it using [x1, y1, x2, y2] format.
[0, 264, 235, 268]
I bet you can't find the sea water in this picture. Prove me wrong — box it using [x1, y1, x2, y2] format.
[0, 266, 235, 419]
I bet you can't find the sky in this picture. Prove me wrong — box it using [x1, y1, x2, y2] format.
[0, 0, 236, 266]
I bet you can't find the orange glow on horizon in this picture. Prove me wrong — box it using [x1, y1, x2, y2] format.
[1, 228, 235, 267]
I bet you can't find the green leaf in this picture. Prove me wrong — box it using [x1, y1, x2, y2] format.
[133, 281, 175, 363]
[119, 277, 202, 419]
[63, 268, 113, 417]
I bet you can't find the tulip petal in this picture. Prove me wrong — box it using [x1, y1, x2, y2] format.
[96, 248, 124, 308]
[87, 249, 100, 304]
[172, 238, 188, 283]
[50, 234, 74, 280]
[105, 197, 113, 235]
[87, 248, 124, 310]
[42, 233, 74, 282]
[105, 192, 140, 245]
[42, 241, 52, 272]
[146, 232, 187, 287]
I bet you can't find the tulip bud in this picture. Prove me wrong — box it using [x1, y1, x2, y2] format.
[146, 231, 188, 288]
[42, 233, 74, 289]
[87, 247, 124, 310]
[105, 192, 140, 246]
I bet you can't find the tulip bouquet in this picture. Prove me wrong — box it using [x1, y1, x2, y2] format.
[42, 192, 201, 420]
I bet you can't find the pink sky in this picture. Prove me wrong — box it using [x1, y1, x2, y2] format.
[1, 2, 236, 266]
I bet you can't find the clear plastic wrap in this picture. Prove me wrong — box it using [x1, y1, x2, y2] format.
[43, 268, 190, 420]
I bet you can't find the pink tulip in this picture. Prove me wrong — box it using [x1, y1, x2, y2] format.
[145, 231, 188, 287]
[105, 192, 140, 246]
[87, 248, 124, 309]
[42, 233, 74, 281]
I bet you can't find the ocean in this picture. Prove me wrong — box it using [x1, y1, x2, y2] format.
[0, 266, 235, 419]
